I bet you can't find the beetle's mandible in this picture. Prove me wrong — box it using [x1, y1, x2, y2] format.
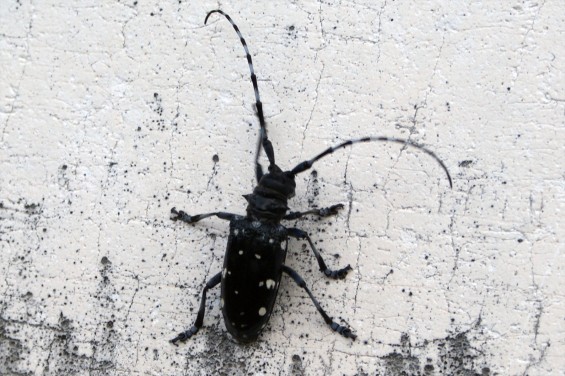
[170, 10, 452, 345]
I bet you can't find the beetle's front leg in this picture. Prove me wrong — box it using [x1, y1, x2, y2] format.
[287, 228, 352, 279]
[171, 207, 241, 224]
[283, 203, 344, 220]
[170, 272, 222, 345]
[282, 265, 356, 340]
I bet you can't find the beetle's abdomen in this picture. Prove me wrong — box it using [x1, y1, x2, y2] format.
[221, 219, 287, 342]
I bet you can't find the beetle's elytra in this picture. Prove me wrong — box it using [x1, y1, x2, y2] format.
[170, 9, 452, 345]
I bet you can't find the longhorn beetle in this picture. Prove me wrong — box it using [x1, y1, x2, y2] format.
[170, 10, 452, 345]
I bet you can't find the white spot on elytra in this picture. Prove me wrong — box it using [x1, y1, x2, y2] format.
[220, 299, 224, 308]
[252, 221, 260, 228]
[238, 250, 243, 255]
[266, 279, 275, 289]
[258, 307, 267, 316]
[234, 290, 239, 295]
[255, 254, 261, 259]
[222, 268, 226, 278]
[240, 312, 245, 316]
[234, 229, 239, 235]
[258, 281, 264, 287]
[268, 238, 274, 244]
[228, 270, 231, 275]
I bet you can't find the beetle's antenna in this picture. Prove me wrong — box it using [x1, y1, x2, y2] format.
[290, 137, 452, 188]
[205, 10, 275, 173]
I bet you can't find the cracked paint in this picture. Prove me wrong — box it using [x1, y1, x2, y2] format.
[1, 1, 563, 375]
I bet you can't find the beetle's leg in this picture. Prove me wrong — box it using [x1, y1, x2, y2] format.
[287, 228, 352, 279]
[282, 265, 356, 340]
[170, 271, 222, 345]
[256, 162, 264, 183]
[283, 204, 344, 220]
[171, 207, 241, 224]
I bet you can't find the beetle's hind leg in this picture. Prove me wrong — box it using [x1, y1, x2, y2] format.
[282, 265, 356, 340]
[287, 228, 352, 279]
[170, 272, 222, 345]
[283, 203, 344, 220]
[171, 207, 241, 224]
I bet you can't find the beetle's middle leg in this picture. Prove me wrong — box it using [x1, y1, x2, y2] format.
[287, 228, 352, 279]
[171, 207, 241, 224]
[282, 265, 356, 340]
[170, 271, 222, 345]
[283, 203, 344, 220]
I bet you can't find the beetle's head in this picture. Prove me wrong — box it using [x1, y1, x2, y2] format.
[244, 164, 296, 221]
[258, 164, 296, 199]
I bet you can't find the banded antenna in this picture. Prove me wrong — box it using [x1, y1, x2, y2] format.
[205, 10, 275, 181]
[291, 137, 453, 188]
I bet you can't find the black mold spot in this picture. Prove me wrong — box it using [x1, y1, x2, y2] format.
[383, 352, 420, 375]
[151, 92, 164, 117]
[0, 316, 28, 376]
[290, 353, 305, 375]
[382, 334, 421, 374]
[58, 164, 71, 190]
[286, 25, 298, 42]
[438, 331, 487, 375]
[24, 202, 41, 214]
[1, 311, 117, 374]
[377, 326, 491, 375]
[87, 258, 119, 371]
[459, 160, 473, 168]
[424, 363, 435, 375]
[306, 170, 319, 207]
[185, 325, 255, 374]
[212, 154, 219, 163]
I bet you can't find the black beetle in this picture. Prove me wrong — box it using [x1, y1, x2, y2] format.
[170, 10, 452, 345]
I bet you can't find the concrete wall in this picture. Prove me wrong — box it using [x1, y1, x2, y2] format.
[1, 1, 562, 375]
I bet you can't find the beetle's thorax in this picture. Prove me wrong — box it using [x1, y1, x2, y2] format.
[244, 164, 296, 222]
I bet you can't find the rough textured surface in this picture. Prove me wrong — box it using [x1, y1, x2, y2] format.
[1, 1, 563, 375]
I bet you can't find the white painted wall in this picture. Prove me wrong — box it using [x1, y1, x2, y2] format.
[1, 1, 562, 375]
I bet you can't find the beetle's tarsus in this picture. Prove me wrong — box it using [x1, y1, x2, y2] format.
[319, 203, 344, 217]
[170, 326, 199, 345]
[331, 322, 357, 340]
[324, 264, 352, 279]
[170, 207, 195, 223]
